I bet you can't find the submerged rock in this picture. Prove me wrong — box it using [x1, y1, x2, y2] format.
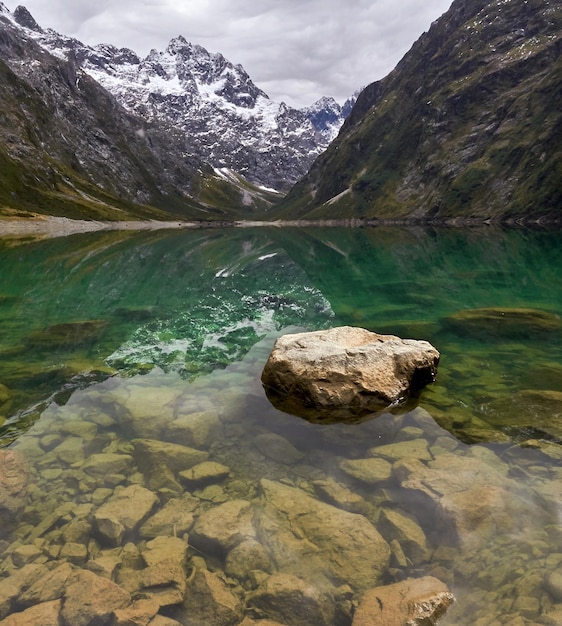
[248, 573, 335, 626]
[0, 450, 29, 535]
[178, 569, 242, 626]
[92, 484, 158, 546]
[261, 326, 439, 422]
[139, 494, 198, 540]
[60, 569, 131, 626]
[256, 479, 390, 593]
[352, 576, 454, 626]
[442, 307, 561, 340]
[0, 599, 62, 626]
[395, 453, 538, 552]
[25, 320, 108, 350]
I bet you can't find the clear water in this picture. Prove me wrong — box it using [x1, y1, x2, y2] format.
[0, 226, 561, 624]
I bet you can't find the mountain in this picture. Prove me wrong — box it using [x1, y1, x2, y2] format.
[0, 4, 286, 221]
[11, 5, 350, 192]
[276, 0, 562, 223]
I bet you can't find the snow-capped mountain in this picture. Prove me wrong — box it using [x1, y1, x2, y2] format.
[6, 4, 352, 191]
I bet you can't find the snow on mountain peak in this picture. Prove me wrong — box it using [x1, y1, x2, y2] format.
[4, 3, 353, 191]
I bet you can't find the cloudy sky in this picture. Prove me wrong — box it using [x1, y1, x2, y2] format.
[14, 0, 453, 108]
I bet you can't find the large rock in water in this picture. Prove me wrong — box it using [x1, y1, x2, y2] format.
[261, 326, 439, 421]
[0, 449, 29, 535]
[352, 576, 454, 626]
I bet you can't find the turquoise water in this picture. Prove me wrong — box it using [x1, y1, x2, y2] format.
[0, 226, 561, 624]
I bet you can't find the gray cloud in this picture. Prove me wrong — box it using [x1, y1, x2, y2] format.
[15, 0, 452, 107]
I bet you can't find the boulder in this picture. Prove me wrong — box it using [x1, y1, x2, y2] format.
[352, 576, 454, 626]
[139, 494, 198, 540]
[0, 450, 29, 533]
[378, 508, 430, 565]
[132, 439, 208, 492]
[395, 453, 538, 552]
[248, 573, 335, 626]
[18, 562, 74, 607]
[190, 500, 255, 557]
[179, 461, 230, 487]
[0, 599, 62, 626]
[92, 484, 158, 546]
[253, 433, 304, 465]
[339, 457, 392, 485]
[60, 569, 131, 626]
[113, 598, 160, 626]
[225, 539, 272, 581]
[178, 569, 242, 626]
[123, 560, 187, 608]
[261, 326, 439, 421]
[255, 479, 390, 593]
[442, 306, 561, 340]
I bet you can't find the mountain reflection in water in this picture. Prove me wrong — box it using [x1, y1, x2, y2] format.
[0, 226, 560, 625]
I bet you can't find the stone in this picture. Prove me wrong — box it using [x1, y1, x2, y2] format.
[261, 326, 439, 421]
[312, 479, 369, 514]
[256, 479, 391, 593]
[59, 542, 88, 565]
[10, 544, 42, 568]
[139, 494, 198, 540]
[0, 450, 29, 534]
[18, 562, 74, 607]
[142, 536, 189, 568]
[442, 307, 562, 340]
[86, 555, 121, 580]
[225, 539, 272, 581]
[132, 439, 208, 492]
[111, 385, 181, 439]
[53, 437, 85, 465]
[395, 453, 535, 552]
[0, 599, 61, 626]
[25, 320, 108, 349]
[125, 560, 187, 608]
[167, 410, 221, 449]
[339, 457, 392, 484]
[178, 569, 242, 626]
[545, 572, 562, 602]
[60, 569, 131, 626]
[178, 461, 230, 487]
[369, 439, 433, 462]
[0, 565, 47, 620]
[248, 573, 335, 626]
[147, 617, 184, 626]
[81, 453, 134, 477]
[352, 576, 454, 626]
[190, 500, 255, 557]
[378, 508, 430, 565]
[61, 519, 91, 545]
[253, 433, 304, 465]
[113, 598, 160, 626]
[92, 484, 158, 546]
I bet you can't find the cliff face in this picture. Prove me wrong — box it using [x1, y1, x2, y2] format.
[277, 0, 562, 223]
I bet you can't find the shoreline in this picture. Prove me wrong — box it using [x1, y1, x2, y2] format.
[0, 215, 559, 238]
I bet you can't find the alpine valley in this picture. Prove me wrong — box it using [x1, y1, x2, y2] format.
[278, 0, 562, 223]
[0, 2, 353, 221]
[0, 0, 561, 224]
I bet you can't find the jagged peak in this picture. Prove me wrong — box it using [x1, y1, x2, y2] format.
[13, 5, 41, 31]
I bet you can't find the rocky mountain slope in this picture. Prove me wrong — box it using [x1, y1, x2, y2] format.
[277, 0, 562, 223]
[0, 4, 284, 221]
[10, 5, 350, 192]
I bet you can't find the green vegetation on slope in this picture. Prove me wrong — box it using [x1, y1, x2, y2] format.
[276, 0, 562, 223]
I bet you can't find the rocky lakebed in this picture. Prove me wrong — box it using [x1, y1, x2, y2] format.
[0, 327, 562, 626]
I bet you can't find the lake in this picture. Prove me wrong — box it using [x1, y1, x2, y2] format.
[0, 225, 561, 625]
